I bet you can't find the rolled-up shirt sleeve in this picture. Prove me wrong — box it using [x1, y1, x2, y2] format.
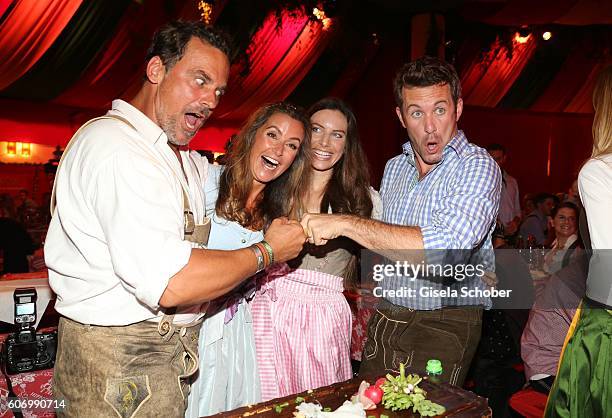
[420, 154, 501, 251]
[90, 150, 192, 309]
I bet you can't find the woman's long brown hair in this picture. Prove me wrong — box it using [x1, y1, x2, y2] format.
[303, 98, 374, 288]
[306, 97, 373, 218]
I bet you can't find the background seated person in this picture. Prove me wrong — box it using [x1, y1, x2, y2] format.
[543, 202, 581, 275]
[520, 246, 589, 394]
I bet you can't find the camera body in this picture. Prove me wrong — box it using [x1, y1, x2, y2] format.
[3, 330, 57, 374]
[1, 288, 57, 374]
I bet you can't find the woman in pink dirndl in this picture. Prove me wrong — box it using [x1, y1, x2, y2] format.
[251, 98, 381, 400]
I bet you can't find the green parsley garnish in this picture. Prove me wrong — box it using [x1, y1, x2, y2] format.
[380, 363, 446, 416]
[274, 402, 289, 413]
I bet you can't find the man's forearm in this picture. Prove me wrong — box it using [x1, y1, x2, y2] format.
[160, 217, 306, 308]
[160, 247, 257, 308]
[338, 215, 424, 250]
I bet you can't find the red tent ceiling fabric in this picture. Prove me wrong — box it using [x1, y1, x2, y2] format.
[564, 62, 612, 113]
[4, 8, 333, 152]
[465, 0, 612, 25]
[461, 35, 537, 107]
[0, 0, 15, 19]
[0, 0, 609, 149]
[191, 10, 334, 150]
[212, 10, 334, 122]
[555, 0, 612, 25]
[0, 0, 83, 90]
[53, 0, 174, 110]
[530, 44, 597, 112]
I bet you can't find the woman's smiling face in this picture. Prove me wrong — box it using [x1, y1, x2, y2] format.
[249, 112, 305, 185]
[309, 109, 348, 173]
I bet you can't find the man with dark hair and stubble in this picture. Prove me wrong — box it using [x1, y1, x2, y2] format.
[301, 56, 501, 386]
[45, 21, 305, 417]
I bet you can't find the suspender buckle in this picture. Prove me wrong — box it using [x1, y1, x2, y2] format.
[184, 209, 195, 235]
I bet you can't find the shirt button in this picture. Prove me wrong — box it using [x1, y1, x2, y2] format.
[241, 239, 247, 243]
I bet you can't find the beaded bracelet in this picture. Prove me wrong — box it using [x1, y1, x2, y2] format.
[260, 240, 274, 265]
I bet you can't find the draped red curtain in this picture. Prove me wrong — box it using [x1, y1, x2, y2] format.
[189, 9, 335, 152]
[213, 10, 334, 122]
[53, 4, 145, 109]
[0, 0, 15, 19]
[0, 99, 95, 146]
[565, 62, 612, 113]
[461, 35, 537, 107]
[189, 124, 239, 152]
[54, 0, 203, 110]
[530, 45, 596, 112]
[0, 0, 82, 90]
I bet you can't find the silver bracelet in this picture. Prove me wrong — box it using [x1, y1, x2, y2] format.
[249, 244, 265, 273]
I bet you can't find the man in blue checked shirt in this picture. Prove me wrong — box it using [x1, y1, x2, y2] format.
[301, 56, 501, 386]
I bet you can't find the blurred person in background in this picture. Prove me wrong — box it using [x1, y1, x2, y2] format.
[488, 143, 521, 237]
[0, 193, 34, 274]
[519, 192, 556, 246]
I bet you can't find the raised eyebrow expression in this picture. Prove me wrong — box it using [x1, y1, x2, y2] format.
[265, 125, 303, 143]
[193, 70, 226, 93]
[406, 100, 449, 111]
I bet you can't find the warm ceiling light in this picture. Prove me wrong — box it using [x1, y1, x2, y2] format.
[518, 26, 531, 37]
[21, 143, 31, 157]
[514, 32, 531, 44]
[198, 0, 213, 24]
[313, 7, 326, 20]
[6, 142, 16, 156]
[312, 6, 332, 28]
[542, 31, 552, 41]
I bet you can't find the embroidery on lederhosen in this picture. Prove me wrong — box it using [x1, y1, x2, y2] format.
[104, 375, 151, 418]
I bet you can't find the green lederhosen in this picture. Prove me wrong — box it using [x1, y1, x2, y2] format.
[545, 298, 612, 418]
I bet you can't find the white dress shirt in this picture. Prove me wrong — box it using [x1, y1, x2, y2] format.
[578, 155, 612, 306]
[45, 100, 208, 325]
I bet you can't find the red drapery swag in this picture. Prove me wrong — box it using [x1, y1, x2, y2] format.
[213, 9, 334, 122]
[0, 0, 83, 90]
[0, 0, 15, 19]
[460, 35, 537, 107]
[189, 9, 334, 151]
[53, 0, 195, 110]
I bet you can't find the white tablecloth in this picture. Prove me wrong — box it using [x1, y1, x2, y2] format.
[0, 278, 54, 328]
